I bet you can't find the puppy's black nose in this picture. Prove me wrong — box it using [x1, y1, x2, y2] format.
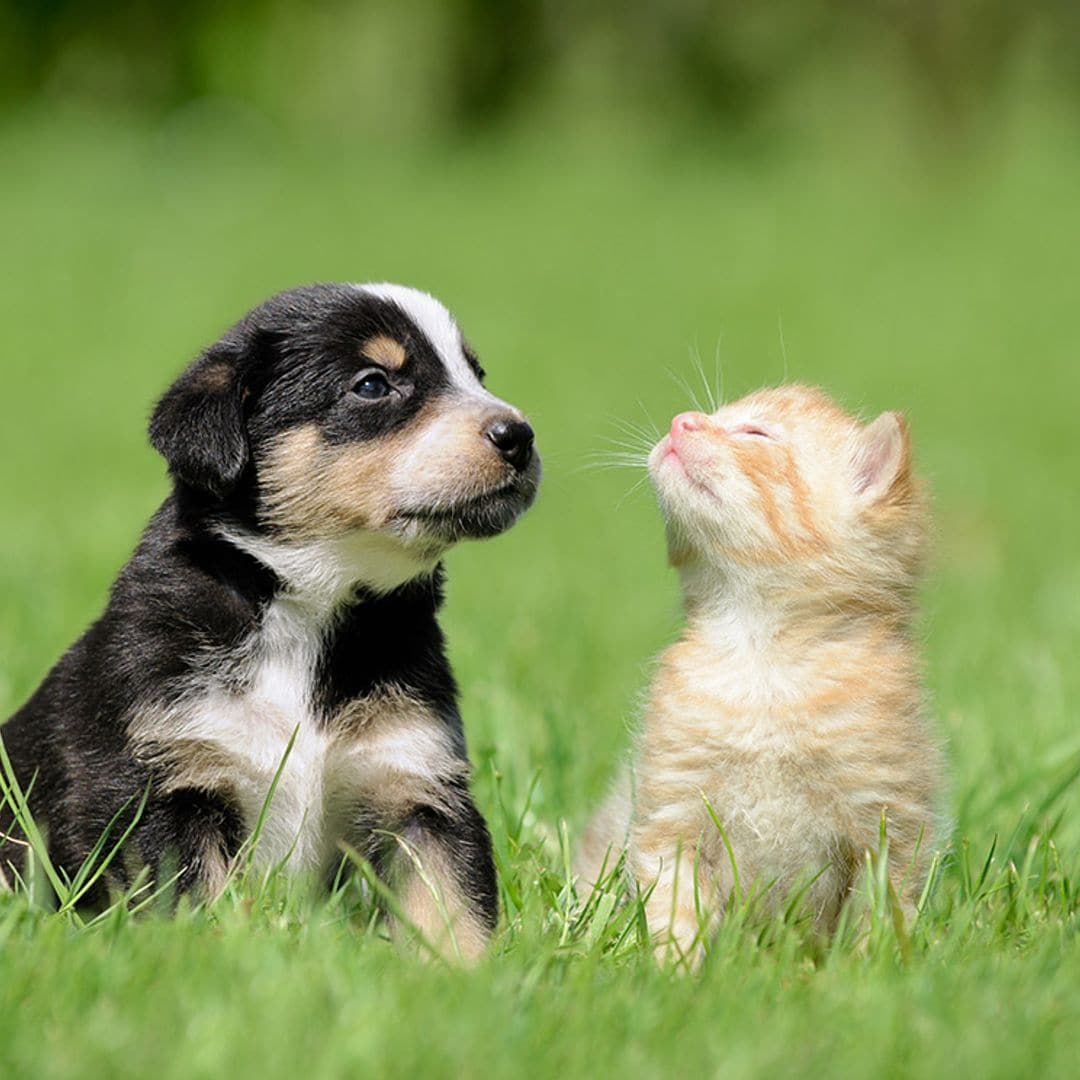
[486, 418, 534, 471]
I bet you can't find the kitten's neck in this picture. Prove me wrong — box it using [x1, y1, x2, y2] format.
[679, 561, 912, 653]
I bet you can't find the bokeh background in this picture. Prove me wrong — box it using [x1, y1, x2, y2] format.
[2, 0, 1078, 900]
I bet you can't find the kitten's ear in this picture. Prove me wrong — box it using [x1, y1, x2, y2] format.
[149, 342, 249, 499]
[853, 411, 910, 503]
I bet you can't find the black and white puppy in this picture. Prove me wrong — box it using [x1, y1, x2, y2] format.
[0, 283, 539, 955]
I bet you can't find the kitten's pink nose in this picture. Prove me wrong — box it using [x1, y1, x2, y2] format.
[671, 412, 706, 438]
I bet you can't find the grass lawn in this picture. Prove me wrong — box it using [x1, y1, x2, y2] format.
[1, 104, 1078, 1077]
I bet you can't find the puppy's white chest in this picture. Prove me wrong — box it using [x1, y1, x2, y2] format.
[197, 603, 338, 873]
[235, 637, 332, 869]
[126, 597, 342, 874]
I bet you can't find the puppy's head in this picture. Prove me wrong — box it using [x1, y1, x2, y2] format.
[150, 284, 540, 578]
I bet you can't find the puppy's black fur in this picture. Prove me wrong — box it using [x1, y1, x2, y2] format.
[0, 284, 539, 951]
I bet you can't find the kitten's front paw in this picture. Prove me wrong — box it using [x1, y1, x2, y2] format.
[647, 905, 706, 970]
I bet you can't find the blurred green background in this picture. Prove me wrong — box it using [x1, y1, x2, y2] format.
[1, 5, 1079, 1075]
[3, 1, 1080, 139]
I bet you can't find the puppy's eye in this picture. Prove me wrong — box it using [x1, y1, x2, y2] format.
[351, 371, 393, 400]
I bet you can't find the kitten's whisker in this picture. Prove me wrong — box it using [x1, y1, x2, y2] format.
[576, 455, 650, 476]
[689, 342, 717, 412]
[603, 413, 661, 451]
[615, 472, 652, 511]
[596, 431, 651, 447]
[666, 368, 708, 415]
[593, 438, 653, 459]
[577, 463, 638, 474]
[618, 419, 660, 446]
[583, 452, 650, 468]
[584, 444, 651, 463]
[633, 400, 661, 439]
[712, 336, 726, 407]
[603, 419, 657, 450]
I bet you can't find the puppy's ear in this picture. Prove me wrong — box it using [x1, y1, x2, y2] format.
[149, 343, 249, 498]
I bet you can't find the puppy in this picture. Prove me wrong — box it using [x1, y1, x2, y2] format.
[0, 283, 539, 956]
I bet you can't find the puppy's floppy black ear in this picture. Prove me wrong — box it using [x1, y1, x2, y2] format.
[149, 342, 249, 498]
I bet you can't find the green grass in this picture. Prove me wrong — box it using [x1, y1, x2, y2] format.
[1, 103, 1079, 1077]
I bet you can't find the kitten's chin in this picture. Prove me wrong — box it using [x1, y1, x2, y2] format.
[652, 478, 720, 544]
[665, 530, 699, 569]
[655, 493, 714, 564]
[650, 442, 731, 562]
[650, 444, 720, 508]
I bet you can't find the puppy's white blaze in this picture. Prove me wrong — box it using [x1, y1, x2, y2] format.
[356, 283, 485, 398]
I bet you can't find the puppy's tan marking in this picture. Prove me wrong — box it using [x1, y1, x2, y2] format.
[195, 834, 231, 901]
[258, 422, 412, 536]
[391, 840, 490, 964]
[131, 735, 238, 796]
[360, 335, 407, 371]
[258, 402, 515, 541]
[332, 687, 470, 824]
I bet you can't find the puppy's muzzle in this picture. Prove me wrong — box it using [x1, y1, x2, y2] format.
[398, 407, 540, 543]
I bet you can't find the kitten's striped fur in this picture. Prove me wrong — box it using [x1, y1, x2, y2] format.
[578, 385, 945, 960]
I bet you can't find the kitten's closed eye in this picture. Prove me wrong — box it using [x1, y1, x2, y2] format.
[734, 425, 773, 439]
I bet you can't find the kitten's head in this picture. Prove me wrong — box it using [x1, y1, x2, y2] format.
[648, 385, 925, 597]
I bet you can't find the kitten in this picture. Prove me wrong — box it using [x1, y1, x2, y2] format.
[578, 385, 945, 959]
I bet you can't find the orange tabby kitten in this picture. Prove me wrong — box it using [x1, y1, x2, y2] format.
[578, 385, 945, 959]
